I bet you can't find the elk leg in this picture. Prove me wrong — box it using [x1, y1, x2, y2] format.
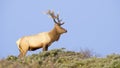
[22, 46, 29, 57]
[18, 52, 23, 58]
[22, 50, 28, 57]
[43, 45, 48, 51]
[18, 49, 28, 58]
[18, 49, 25, 58]
[18, 46, 24, 58]
[46, 46, 48, 51]
[18, 43, 29, 58]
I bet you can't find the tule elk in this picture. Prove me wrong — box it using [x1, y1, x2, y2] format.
[16, 10, 67, 58]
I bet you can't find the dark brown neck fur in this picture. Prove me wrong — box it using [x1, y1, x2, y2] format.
[48, 27, 61, 42]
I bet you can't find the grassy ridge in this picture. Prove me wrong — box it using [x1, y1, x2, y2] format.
[0, 48, 120, 68]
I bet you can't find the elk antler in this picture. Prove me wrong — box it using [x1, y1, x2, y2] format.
[46, 10, 64, 25]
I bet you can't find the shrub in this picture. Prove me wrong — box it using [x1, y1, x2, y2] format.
[0, 48, 120, 68]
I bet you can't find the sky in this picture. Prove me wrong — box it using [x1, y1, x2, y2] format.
[0, 0, 120, 58]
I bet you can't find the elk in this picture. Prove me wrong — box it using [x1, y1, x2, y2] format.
[16, 10, 67, 58]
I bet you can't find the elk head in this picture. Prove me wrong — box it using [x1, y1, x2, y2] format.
[47, 10, 67, 34]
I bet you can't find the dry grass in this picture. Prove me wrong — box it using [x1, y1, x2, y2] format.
[0, 48, 120, 68]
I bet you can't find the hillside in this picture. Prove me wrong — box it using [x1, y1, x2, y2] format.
[0, 48, 120, 68]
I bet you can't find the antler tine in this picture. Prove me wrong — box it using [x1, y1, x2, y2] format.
[61, 22, 64, 25]
[56, 13, 64, 25]
[46, 10, 64, 25]
[47, 10, 55, 18]
[47, 10, 57, 23]
[56, 14, 60, 22]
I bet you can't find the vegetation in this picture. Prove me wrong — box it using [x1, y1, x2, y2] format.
[0, 48, 120, 68]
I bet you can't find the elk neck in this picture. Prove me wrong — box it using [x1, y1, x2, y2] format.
[48, 26, 61, 42]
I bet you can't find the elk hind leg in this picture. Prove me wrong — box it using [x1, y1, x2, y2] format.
[18, 44, 29, 58]
[18, 50, 28, 58]
[18, 52, 23, 58]
[18, 47, 24, 58]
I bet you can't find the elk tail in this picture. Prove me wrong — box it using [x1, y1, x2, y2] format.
[16, 39, 21, 49]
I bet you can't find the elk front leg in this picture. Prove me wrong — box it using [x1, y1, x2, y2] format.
[43, 45, 48, 51]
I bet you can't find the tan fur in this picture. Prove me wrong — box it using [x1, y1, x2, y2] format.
[16, 23, 67, 58]
[16, 10, 67, 58]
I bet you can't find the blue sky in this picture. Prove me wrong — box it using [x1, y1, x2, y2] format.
[0, 0, 120, 58]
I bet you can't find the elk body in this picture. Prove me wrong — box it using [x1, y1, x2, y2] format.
[16, 10, 67, 58]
